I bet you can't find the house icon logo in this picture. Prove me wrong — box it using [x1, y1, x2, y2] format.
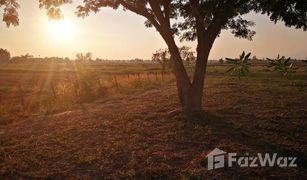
[206, 148, 227, 170]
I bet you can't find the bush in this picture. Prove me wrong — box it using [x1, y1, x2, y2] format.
[226, 51, 251, 80]
[267, 55, 298, 79]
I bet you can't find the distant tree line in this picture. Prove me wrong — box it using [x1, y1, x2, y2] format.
[1, 48, 306, 65]
[0, 48, 153, 64]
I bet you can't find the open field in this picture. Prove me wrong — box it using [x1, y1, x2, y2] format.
[2, 0, 307, 178]
[0, 62, 307, 178]
[0, 62, 174, 121]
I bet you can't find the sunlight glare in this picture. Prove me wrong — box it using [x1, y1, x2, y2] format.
[47, 19, 75, 41]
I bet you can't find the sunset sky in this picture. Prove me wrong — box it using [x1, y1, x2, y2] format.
[1, 1, 307, 60]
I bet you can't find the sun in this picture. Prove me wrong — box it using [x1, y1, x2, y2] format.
[47, 19, 75, 41]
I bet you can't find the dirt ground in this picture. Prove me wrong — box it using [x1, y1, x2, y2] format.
[1, 74, 307, 179]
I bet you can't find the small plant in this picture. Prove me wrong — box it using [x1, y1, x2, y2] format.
[267, 55, 298, 79]
[226, 51, 251, 80]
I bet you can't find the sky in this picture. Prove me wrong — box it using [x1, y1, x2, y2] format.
[1, 1, 307, 60]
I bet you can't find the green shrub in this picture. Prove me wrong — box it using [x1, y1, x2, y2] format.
[226, 51, 251, 80]
[267, 55, 298, 79]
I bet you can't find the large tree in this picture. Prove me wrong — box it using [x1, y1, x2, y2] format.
[1, 0, 307, 117]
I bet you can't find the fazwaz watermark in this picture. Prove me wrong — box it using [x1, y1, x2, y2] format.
[206, 148, 298, 170]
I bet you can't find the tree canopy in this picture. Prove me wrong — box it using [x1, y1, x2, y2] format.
[0, 0, 19, 27]
[1, 1, 307, 37]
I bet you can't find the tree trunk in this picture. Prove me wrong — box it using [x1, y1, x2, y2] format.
[181, 86, 203, 117]
[175, 53, 209, 117]
[122, 0, 224, 118]
[168, 39, 213, 117]
[157, 20, 215, 118]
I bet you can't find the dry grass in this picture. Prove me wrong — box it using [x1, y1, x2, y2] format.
[0, 63, 174, 124]
[0, 63, 307, 178]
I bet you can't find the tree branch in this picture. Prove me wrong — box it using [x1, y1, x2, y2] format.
[148, 0, 171, 29]
[118, 0, 163, 34]
[162, 0, 171, 28]
[206, 0, 236, 41]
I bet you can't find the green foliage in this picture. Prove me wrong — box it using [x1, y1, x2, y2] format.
[254, 0, 307, 31]
[267, 55, 298, 78]
[226, 51, 252, 80]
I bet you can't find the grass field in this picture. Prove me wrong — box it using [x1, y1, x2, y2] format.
[0, 62, 174, 122]
[0, 61, 307, 178]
